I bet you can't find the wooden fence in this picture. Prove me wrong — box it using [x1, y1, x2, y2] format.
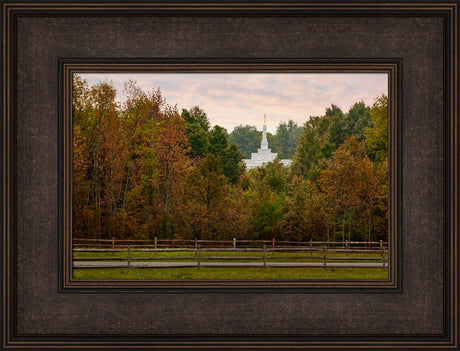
[73, 239, 389, 269]
[73, 238, 388, 251]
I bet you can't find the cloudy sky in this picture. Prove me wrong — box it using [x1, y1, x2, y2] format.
[79, 73, 388, 133]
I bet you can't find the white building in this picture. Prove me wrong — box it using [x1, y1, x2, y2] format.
[242, 119, 292, 170]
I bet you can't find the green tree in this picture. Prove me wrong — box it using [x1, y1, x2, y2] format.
[270, 120, 303, 158]
[181, 106, 210, 158]
[208, 125, 229, 157]
[183, 122, 209, 158]
[365, 95, 388, 162]
[182, 105, 210, 131]
[293, 103, 369, 181]
[221, 142, 245, 184]
[325, 104, 346, 147]
[343, 101, 372, 141]
[229, 124, 261, 158]
[265, 160, 289, 194]
[292, 117, 326, 181]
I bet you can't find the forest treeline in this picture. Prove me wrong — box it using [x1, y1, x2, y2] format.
[73, 75, 388, 243]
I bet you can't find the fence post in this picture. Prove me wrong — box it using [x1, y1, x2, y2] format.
[380, 240, 383, 256]
[195, 238, 198, 256]
[112, 237, 115, 256]
[272, 238, 275, 256]
[310, 239, 313, 256]
[382, 252, 385, 269]
[233, 238, 236, 256]
[127, 245, 131, 268]
[323, 246, 327, 268]
[197, 244, 201, 270]
[345, 240, 348, 256]
[263, 244, 267, 269]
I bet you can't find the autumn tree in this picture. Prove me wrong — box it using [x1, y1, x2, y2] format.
[95, 81, 127, 238]
[243, 161, 288, 239]
[72, 75, 93, 238]
[153, 108, 190, 237]
[319, 137, 381, 242]
[72, 78, 124, 239]
[280, 177, 329, 241]
[72, 124, 91, 238]
[176, 154, 247, 239]
[372, 157, 389, 241]
[118, 81, 166, 238]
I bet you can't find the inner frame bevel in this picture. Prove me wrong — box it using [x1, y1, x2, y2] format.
[59, 61, 399, 292]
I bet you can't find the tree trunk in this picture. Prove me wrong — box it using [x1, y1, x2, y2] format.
[348, 214, 351, 242]
[368, 209, 372, 246]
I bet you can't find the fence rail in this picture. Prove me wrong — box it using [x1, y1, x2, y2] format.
[72, 239, 389, 270]
[73, 237, 388, 249]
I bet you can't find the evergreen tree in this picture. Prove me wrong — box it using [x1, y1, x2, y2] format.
[208, 125, 229, 157]
[181, 106, 210, 158]
[222, 143, 244, 184]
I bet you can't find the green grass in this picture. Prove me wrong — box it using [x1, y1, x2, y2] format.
[73, 267, 388, 280]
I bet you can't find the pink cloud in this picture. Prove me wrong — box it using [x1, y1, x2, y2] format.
[79, 73, 387, 133]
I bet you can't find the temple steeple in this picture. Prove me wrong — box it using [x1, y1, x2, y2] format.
[261, 121, 268, 150]
[242, 114, 292, 169]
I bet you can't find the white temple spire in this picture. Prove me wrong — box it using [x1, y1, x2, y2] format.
[261, 114, 268, 149]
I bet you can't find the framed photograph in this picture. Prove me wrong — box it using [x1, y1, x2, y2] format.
[2, 1, 458, 349]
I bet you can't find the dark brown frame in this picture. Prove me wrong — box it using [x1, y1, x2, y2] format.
[2, 1, 458, 349]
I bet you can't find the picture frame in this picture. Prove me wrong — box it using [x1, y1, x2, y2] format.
[2, 1, 458, 349]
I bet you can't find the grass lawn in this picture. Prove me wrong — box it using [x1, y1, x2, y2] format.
[73, 267, 388, 280]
